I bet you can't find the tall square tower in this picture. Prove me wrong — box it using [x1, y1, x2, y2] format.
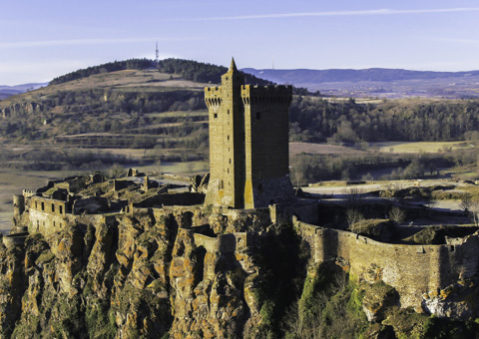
[204, 59, 293, 209]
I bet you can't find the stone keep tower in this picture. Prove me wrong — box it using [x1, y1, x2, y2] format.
[204, 59, 293, 209]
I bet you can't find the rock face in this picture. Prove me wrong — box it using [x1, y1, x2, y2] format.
[2, 202, 479, 338]
[0, 206, 276, 338]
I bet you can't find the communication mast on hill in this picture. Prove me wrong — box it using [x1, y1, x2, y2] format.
[155, 42, 159, 64]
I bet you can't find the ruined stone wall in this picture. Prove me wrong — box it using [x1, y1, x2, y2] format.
[28, 209, 68, 235]
[294, 218, 479, 310]
[192, 232, 252, 254]
[30, 196, 67, 216]
[28, 197, 68, 235]
[13, 195, 25, 221]
[27, 196, 115, 236]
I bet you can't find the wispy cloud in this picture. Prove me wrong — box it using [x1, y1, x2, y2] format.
[192, 7, 479, 21]
[431, 37, 479, 45]
[0, 37, 202, 49]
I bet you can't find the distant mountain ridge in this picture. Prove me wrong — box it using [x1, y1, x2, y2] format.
[242, 68, 479, 83]
[0, 83, 47, 100]
[242, 68, 479, 98]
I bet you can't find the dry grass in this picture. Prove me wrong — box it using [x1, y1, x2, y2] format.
[145, 110, 208, 118]
[322, 97, 384, 104]
[138, 161, 208, 175]
[1, 69, 209, 104]
[372, 141, 473, 153]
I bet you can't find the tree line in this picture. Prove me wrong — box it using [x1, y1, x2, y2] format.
[290, 97, 479, 143]
[50, 59, 155, 85]
[50, 58, 273, 86]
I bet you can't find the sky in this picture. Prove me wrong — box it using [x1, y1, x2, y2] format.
[1, 0, 479, 85]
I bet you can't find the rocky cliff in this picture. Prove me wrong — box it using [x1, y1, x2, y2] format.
[0, 205, 478, 338]
[0, 206, 282, 338]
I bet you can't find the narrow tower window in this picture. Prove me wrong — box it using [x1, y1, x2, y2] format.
[256, 112, 261, 120]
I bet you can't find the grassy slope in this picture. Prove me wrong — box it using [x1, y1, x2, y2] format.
[0, 67, 212, 158]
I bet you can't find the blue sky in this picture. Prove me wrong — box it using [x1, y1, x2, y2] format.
[1, 0, 479, 85]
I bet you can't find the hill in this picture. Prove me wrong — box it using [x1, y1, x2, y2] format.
[0, 59, 279, 171]
[2, 58, 479, 173]
[243, 67, 479, 98]
[51, 58, 272, 86]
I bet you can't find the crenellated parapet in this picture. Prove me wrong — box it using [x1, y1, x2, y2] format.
[22, 189, 35, 198]
[241, 84, 292, 105]
[204, 86, 222, 103]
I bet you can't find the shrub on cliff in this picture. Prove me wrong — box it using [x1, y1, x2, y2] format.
[349, 219, 395, 242]
[284, 263, 369, 338]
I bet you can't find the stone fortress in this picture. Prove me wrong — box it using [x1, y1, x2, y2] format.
[6, 59, 479, 321]
[205, 59, 294, 209]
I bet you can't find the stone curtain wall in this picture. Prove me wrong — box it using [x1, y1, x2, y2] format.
[28, 197, 68, 235]
[294, 218, 479, 309]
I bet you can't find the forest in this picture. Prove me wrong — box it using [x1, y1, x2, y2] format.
[290, 97, 479, 143]
[23, 58, 479, 146]
[4, 88, 479, 144]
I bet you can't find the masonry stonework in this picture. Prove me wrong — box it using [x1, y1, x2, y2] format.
[293, 218, 479, 311]
[204, 59, 294, 209]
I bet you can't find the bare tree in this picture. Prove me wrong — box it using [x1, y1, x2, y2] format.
[346, 188, 361, 206]
[389, 206, 406, 224]
[460, 193, 472, 213]
[469, 195, 479, 226]
[346, 209, 364, 228]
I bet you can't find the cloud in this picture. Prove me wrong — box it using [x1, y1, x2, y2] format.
[0, 37, 203, 49]
[431, 38, 479, 45]
[192, 7, 479, 21]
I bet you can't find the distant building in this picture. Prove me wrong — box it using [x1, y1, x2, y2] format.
[204, 59, 294, 209]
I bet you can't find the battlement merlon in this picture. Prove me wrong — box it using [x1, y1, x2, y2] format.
[204, 86, 223, 108]
[241, 84, 293, 105]
[204, 86, 222, 97]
